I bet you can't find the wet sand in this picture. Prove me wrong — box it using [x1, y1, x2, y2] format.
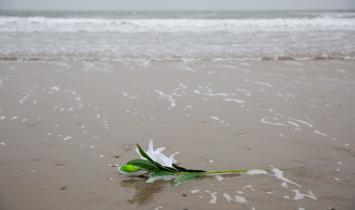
[0, 60, 354, 210]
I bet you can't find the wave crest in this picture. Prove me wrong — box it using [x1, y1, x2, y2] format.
[1, 16, 355, 32]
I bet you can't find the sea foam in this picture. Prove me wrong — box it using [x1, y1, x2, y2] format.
[1, 17, 355, 32]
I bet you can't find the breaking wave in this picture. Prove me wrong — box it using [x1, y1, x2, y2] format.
[1, 16, 355, 32]
[1, 11, 355, 61]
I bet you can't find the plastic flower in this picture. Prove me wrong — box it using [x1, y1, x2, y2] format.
[135, 140, 178, 167]
[118, 141, 264, 185]
[119, 140, 178, 175]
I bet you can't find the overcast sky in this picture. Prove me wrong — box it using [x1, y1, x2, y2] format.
[1, 0, 355, 11]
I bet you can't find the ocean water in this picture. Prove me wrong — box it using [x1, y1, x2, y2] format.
[0, 10, 355, 61]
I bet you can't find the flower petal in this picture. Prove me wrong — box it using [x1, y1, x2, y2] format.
[148, 139, 154, 154]
[155, 147, 166, 153]
[154, 153, 172, 167]
[169, 152, 179, 163]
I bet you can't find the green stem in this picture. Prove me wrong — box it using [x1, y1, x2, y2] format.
[206, 169, 249, 175]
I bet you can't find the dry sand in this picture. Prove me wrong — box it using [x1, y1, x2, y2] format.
[0, 60, 354, 210]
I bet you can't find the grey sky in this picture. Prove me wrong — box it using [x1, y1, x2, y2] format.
[1, 0, 355, 11]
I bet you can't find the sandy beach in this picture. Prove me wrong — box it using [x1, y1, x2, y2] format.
[0, 59, 354, 210]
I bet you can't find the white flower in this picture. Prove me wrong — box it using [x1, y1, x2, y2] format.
[136, 140, 178, 167]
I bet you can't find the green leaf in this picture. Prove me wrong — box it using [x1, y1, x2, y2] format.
[174, 172, 205, 186]
[160, 165, 178, 172]
[136, 143, 155, 162]
[127, 159, 161, 173]
[151, 171, 175, 177]
[172, 164, 206, 172]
